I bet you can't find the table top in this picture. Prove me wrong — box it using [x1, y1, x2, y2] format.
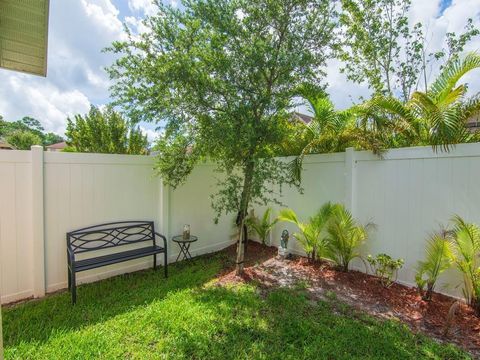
[172, 235, 198, 243]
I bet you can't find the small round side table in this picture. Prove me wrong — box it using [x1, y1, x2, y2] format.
[172, 235, 198, 262]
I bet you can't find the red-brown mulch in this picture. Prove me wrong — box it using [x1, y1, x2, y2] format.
[216, 243, 480, 357]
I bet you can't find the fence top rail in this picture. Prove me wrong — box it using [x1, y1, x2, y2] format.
[0, 150, 31, 163]
[45, 151, 155, 166]
[355, 142, 480, 162]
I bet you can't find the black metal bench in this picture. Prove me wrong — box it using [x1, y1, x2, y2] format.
[67, 221, 167, 304]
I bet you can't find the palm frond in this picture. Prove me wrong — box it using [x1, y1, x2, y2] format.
[415, 230, 454, 300]
[278, 205, 337, 261]
[324, 204, 370, 271]
[429, 52, 480, 103]
[451, 215, 480, 307]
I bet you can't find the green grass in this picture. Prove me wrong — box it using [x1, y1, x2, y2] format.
[2, 252, 471, 359]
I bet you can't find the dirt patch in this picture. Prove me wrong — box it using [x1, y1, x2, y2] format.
[217, 243, 480, 357]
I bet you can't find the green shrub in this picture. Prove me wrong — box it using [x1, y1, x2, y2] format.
[324, 205, 373, 272]
[367, 254, 404, 288]
[451, 215, 480, 316]
[415, 229, 454, 301]
[246, 208, 278, 245]
[278, 202, 337, 261]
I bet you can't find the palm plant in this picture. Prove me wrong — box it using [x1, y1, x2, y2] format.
[355, 52, 480, 151]
[324, 205, 372, 272]
[246, 208, 278, 245]
[278, 202, 337, 261]
[451, 215, 480, 316]
[287, 90, 359, 181]
[415, 229, 454, 301]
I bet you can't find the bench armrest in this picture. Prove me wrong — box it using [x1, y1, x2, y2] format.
[154, 232, 168, 249]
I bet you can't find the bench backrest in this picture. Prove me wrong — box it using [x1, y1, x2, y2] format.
[67, 221, 155, 254]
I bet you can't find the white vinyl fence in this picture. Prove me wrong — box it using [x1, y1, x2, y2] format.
[0, 147, 232, 304]
[1, 143, 480, 303]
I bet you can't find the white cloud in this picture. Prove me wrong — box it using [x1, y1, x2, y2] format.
[1, 0, 479, 130]
[140, 126, 160, 142]
[325, 59, 371, 110]
[0, 73, 90, 134]
[0, 0, 127, 135]
[128, 0, 157, 15]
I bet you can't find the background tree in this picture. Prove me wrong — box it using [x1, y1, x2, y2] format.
[339, 0, 479, 102]
[108, 0, 336, 274]
[355, 52, 480, 151]
[5, 130, 42, 150]
[65, 106, 148, 155]
[339, 0, 423, 102]
[0, 116, 64, 148]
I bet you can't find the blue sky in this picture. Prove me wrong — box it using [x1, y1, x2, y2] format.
[0, 0, 479, 140]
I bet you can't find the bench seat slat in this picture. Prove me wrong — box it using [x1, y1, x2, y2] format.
[74, 245, 165, 272]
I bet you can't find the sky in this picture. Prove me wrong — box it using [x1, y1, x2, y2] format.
[0, 0, 479, 141]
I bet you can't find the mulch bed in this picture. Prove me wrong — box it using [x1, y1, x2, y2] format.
[216, 242, 480, 357]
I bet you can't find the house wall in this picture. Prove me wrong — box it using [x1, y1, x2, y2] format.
[1, 143, 480, 303]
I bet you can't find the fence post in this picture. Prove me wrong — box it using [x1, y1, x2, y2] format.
[345, 147, 356, 215]
[31, 146, 46, 298]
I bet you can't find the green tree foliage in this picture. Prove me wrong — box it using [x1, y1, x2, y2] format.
[43, 132, 65, 146]
[432, 18, 480, 69]
[65, 106, 148, 155]
[340, 0, 479, 102]
[0, 116, 64, 148]
[278, 203, 337, 262]
[107, 0, 336, 274]
[339, 0, 424, 101]
[6, 130, 43, 150]
[415, 229, 454, 301]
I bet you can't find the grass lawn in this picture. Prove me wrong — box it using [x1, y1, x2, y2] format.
[2, 252, 471, 360]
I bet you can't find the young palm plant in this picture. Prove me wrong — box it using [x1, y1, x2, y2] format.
[415, 229, 454, 301]
[324, 205, 372, 272]
[355, 52, 480, 151]
[278, 202, 337, 262]
[451, 215, 480, 316]
[246, 208, 278, 246]
[287, 90, 359, 182]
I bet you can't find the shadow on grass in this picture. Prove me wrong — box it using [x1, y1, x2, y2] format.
[2, 251, 470, 359]
[2, 252, 226, 348]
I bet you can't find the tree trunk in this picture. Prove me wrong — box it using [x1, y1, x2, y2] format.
[235, 160, 255, 275]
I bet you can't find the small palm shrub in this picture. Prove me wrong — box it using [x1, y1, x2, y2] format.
[325, 205, 372, 272]
[367, 253, 404, 288]
[278, 202, 337, 261]
[246, 208, 278, 245]
[451, 215, 480, 316]
[415, 229, 454, 301]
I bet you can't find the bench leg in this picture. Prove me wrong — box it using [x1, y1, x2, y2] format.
[71, 271, 77, 305]
[153, 254, 157, 270]
[68, 267, 71, 290]
[164, 251, 168, 278]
